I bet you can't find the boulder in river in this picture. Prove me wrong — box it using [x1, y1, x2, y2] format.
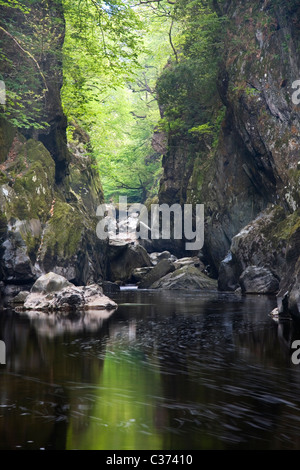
[31, 271, 73, 294]
[9, 290, 30, 304]
[99, 281, 121, 295]
[108, 243, 152, 283]
[138, 259, 175, 289]
[150, 265, 217, 290]
[173, 256, 205, 271]
[149, 251, 177, 265]
[17, 272, 117, 312]
[239, 266, 279, 294]
[131, 266, 154, 283]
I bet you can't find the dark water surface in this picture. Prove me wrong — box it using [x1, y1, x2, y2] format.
[1, 288, 300, 450]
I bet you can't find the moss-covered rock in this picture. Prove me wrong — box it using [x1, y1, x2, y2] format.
[41, 200, 83, 259]
[0, 133, 107, 287]
[151, 265, 217, 290]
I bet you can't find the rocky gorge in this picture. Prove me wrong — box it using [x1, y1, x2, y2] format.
[0, 0, 299, 324]
[156, 0, 300, 320]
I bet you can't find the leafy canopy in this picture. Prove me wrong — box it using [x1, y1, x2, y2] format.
[62, 2, 173, 203]
[156, 0, 226, 137]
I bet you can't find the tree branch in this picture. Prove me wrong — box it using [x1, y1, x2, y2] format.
[114, 179, 144, 190]
[130, 112, 147, 119]
[168, 18, 178, 63]
[0, 26, 48, 93]
[137, 0, 175, 5]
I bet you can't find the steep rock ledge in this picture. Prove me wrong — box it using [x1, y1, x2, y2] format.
[0, 1, 107, 293]
[157, 0, 300, 318]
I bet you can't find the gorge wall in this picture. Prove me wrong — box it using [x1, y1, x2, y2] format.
[1, 0, 300, 321]
[157, 0, 300, 318]
[0, 1, 107, 292]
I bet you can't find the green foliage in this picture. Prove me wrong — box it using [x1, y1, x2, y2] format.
[155, 0, 226, 140]
[62, 5, 172, 202]
[0, 0, 63, 130]
[0, 0, 228, 203]
[62, 0, 144, 126]
[1, 0, 144, 131]
[188, 123, 213, 136]
[0, 0, 29, 13]
[96, 100, 163, 202]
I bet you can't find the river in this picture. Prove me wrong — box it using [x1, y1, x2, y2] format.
[1, 287, 300, 450]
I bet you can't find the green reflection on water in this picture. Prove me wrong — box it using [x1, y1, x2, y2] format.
[66, 349, 164, 450]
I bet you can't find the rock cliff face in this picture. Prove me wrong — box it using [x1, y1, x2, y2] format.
[158, 1, 300, 318]
[0, 1, 107, 291]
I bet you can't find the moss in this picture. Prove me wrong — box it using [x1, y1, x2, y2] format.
[0, 119, 16, 163]
[7, 140, 55, 220]
[0, 138, 56, 221]
[26, 139, 55, 170]
[13, 197, 30, 220]
[68, 155, 104, 210]
[259, 206, 300, 249]
[23, 231, 41, 264]
[0, 171, 9, 185]
[41, 200, 84, 258]
[276, 209, 300, 241]
[0, 210, 7, 241]
[8, 166, 52, 221]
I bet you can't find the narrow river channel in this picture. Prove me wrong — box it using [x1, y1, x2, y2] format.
[1, 288, 300, 450]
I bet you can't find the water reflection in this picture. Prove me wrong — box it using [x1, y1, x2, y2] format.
[20, 309, 116, 337]
[1, 290, 300, 449]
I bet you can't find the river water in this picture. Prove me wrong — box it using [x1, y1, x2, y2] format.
[1, 287, 300, 450]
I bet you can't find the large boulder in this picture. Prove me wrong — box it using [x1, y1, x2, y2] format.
[9, 290, 30, 304]
[149, 251, 177, 265]
[217, 206, 297, 287]
[23, 284, 117, 312]
[138, 259, 176, 289]
[98, 281, 121, 295]
[289, 277, 300, 319]
[31, 272, 73, 294]
[239, 266, 279, 294]
[173, 256, 205, 271]
[51, 284, 117, 311]
[108, 243, 152, 283]
[151, 265, 217, 290]
[19, 272, 117, 312]
[131, 266, 154, 283]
